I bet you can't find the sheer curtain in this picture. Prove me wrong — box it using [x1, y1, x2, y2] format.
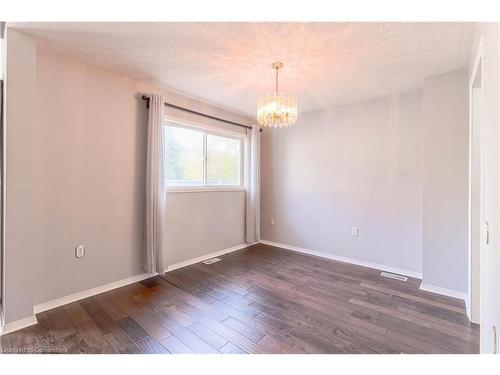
[245, 124, 261, 244]
[144, 94, 167, 274]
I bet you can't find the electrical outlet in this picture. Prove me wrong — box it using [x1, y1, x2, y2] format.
[75, 245, 85, 258]
[270, 217, 275, 225]
[352, 227, 359, 236]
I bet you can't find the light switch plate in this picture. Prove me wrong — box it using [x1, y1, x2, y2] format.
[352, 227, 359, 236]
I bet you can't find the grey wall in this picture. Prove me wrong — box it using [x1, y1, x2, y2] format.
[3, 30, 37, 323]
[422, 69, 469, 292]
[4, 38, 250, 322]
[165, 191, 245, 265]
[33, 46, 147, 305]
[33, 47, 249, 306]
[261, 90, 424, 275]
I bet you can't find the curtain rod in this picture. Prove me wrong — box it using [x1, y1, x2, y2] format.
[141, 94, 252, 130]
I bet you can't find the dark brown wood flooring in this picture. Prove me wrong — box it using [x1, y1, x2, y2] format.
[0, 243, 479, 354]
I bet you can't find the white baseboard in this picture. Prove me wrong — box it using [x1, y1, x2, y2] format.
[0, 315, 38, 336]
[166, 243, 251, 272]
[0, 304, 4, 334]
[419, 282, 468, 303]
[465, 297, 472, 321]
[34, 272, 158, 315]
[259, 240, 423, 279]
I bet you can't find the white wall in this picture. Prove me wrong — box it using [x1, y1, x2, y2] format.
[469, 23, 500, 354]
[3, 36, 251, 323]
[422, 69, 469, 293]
[261, 90, 423, 276]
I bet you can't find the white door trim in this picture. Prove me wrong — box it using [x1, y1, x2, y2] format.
[468, 34, 485, 325]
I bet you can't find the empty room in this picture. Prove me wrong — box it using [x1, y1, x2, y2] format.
[1, 2, 500, 368]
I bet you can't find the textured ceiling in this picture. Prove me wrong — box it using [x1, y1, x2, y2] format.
[10, 22, 475, 118]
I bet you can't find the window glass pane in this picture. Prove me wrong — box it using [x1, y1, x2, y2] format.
[206, 133, 241, 186]
[165, 125, 204, 186]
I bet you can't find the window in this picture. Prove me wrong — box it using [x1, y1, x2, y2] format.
[165, 125, 204, 187]
[206, 133, 241, 186]
[164, 122, 244, 189]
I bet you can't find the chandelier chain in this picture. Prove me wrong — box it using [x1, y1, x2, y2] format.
[275, 66, 279, 94]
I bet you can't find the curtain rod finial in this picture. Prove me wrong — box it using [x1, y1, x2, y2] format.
[141, 94, 150, 109]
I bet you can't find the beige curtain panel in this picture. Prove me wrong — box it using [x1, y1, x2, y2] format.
[245, 124, 261, 244]
[144, 94, 167, 274]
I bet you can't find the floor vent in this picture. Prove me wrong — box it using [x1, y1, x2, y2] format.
[203, 257, 222, 265]
[380, 272, 408, 282]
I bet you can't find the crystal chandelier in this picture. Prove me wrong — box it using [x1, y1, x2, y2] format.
[257, 61, 297, 128]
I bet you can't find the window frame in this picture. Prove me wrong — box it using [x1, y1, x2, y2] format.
[164, 118, 246, 193]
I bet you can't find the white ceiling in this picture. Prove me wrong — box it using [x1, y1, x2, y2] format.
[10, 22, 475, 118]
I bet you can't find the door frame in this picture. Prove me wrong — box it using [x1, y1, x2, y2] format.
[0, 23, 4, 332]
[468, 35, 485, 325]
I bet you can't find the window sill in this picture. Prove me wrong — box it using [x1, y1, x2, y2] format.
[166, 187, 247, 194]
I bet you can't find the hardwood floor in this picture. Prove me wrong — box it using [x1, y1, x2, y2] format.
[0, 243, 479, 354]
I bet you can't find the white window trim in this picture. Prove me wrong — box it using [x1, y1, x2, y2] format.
[166, 187, 247, 194]
[164, 118, 246, 193]
[166, 116, 246, 139]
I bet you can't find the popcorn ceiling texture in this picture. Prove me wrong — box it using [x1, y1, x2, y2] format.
[11, 22, 475, 117]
